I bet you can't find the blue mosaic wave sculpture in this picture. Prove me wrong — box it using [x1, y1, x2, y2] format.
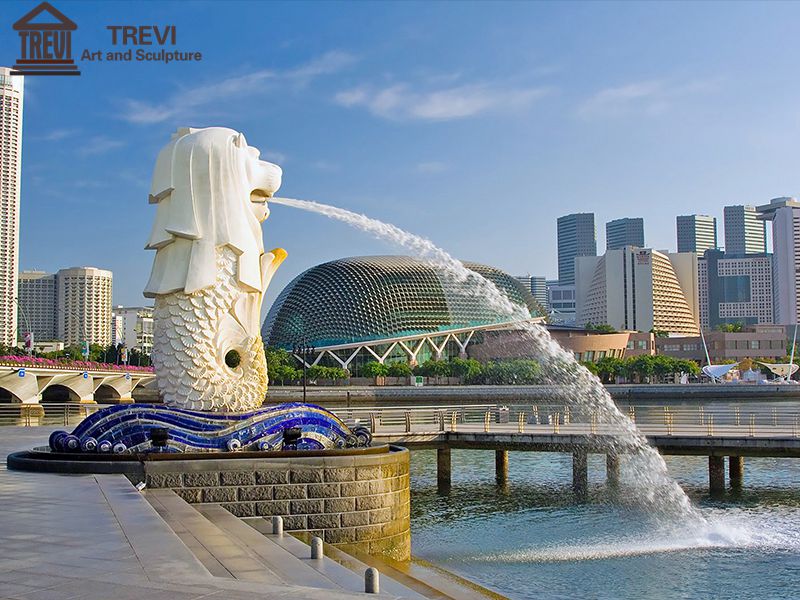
[48, 403, 372, 454]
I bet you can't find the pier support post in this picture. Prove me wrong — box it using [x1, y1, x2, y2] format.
[437, 447, 451, 492]
[573, 449, 588, 500]
[606, 453, 620, 488]
[495, 450, 509, 485]
[709, 456, 725, 494]
[728, 456, 744, 488]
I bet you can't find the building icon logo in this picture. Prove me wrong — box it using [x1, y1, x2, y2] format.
[11, 2, 80, 76]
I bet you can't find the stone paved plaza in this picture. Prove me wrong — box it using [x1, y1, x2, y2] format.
[0, 426, 408, 599]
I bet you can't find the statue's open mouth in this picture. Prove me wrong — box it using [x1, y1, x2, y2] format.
[250, 190, 273, 203]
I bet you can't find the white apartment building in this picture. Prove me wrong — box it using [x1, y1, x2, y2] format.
[575, 247, 699, 335]
[111, 306, 154, 354]
[57, 267, 113, 345]
[0, 68, 23, 346]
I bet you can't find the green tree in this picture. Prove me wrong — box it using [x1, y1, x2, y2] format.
[265, 346, 293, 371]
[449, 357, 482, 382]
[387, 362, 413, 377]
[362, 361, 389, 377]
[717, 322, 744, 332]
[477, 359, 541, 384]
[596, 356, 624, 383]
[270, 364, 299, 384]
[584, 322, 617, 333]
[581, 361, 599, 375]
[415, 359, 452, 377]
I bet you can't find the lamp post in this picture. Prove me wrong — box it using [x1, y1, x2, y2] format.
[293, 340, 316, 404]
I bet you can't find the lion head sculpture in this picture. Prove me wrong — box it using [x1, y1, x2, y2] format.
[144, 126, 282, 297]
[144, 127, 285, 412]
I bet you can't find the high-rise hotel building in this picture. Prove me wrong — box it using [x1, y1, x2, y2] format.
[56, 267, 113, 346]
[0, 68, 23, 346]
[757, 197, 800, 325]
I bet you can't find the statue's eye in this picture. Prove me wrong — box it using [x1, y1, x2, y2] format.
[225, 350, 241, 368]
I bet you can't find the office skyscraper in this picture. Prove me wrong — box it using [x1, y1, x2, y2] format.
[17, 271, 57, 342]
[724, 205, 767, 255]
[0, 68, 23, 346]
[676, 214, 717, 253]
[757, 197, 800, 324]
[557, 213, 596, 285]
[606, 217, 645, 250]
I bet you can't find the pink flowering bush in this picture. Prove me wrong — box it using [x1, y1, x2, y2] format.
[0, 355, 154, 373]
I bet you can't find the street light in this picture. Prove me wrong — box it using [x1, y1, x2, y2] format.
[293, 340, 316, 404]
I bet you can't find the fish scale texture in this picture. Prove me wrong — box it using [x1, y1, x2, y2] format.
[152, 248, 268, 412]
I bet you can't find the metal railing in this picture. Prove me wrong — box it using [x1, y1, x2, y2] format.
[4, 401, 800, 440]
[0, 403, 112, 428]
[331, 403, 800, 439]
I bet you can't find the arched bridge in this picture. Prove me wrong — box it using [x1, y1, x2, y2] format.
[0, 364, 155, 407]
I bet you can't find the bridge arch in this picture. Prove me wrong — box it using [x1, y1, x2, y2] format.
[94, 384, 122, 403]
[0, 387, 21, 403]
[40, 384, 81, 403]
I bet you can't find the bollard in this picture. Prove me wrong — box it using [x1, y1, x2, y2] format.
[365, 567, 380, 594]
[484, 411, 491, 432]
[553, 413, 561, 434]
[311, 536, 323, 559]
[518, 412, 525, 433]
[272, 515, 283, 536]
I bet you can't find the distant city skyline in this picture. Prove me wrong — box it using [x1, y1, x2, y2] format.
[4, 2, 800, 318]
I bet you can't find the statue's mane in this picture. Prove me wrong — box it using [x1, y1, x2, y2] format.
[144, 127, 265, 296]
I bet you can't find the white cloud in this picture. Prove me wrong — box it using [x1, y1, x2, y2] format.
[77, 135, 125, 156]
[335, 82, 549, 121]
[578, 79, 719, 119]
[310, 160, 339, 172]
[120, 51, 357, 125]
[36, 128, 79, 141]
[415, 161, 448, 173]
[263, 150, 287, 164]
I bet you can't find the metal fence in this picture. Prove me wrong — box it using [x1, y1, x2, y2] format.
[3, 402, 800, 440]
[0, 403, 112, 428]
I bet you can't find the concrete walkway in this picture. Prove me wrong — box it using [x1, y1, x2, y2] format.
[0, 427, 413, 599]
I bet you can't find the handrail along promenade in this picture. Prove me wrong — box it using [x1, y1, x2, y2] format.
[329, 403, 800, 495]
[5, 401, 800, 495]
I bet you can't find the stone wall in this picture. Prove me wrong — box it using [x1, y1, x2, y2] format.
[142, 446, 411, 560]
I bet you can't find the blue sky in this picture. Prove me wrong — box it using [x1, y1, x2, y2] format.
[3, 1, 800, 316]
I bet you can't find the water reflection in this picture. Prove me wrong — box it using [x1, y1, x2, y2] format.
[410, 449, 800, 600]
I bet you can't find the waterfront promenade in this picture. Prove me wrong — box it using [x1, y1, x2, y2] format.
[0, 427, 428, 599]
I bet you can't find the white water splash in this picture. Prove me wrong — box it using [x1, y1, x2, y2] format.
[480, 508, 796, 563]
[270, 196, 703, 521]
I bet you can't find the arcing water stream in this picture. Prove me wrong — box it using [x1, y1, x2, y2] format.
[270, 196, 703, 523]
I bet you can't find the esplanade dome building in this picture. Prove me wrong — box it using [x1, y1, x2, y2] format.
[262, 255, 545, 373]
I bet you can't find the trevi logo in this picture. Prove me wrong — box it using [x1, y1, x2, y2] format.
[11, 2, 80, 76]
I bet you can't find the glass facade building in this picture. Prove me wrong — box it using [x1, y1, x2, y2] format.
[262, 255, 541, 350]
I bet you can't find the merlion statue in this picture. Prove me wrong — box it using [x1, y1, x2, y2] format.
[144, 127, 285, 412]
